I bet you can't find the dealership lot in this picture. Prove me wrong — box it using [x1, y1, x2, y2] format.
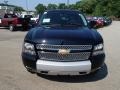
[0, 21, 120, 90]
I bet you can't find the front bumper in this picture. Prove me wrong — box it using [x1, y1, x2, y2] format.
[36, 60, 91, 75]
[22, 53, 105, 75]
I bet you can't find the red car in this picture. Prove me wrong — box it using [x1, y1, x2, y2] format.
[0, 14, 30, 31]
[93, 17, 104, 28]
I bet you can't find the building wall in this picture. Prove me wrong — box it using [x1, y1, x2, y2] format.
[0, 5, 15, 16]
[0, 9, 5, 17]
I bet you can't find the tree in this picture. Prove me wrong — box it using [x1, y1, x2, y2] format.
[14, 6, 25, 12]
[75, 0, 97, 15]
[58, 3, 67, 9]
[69, 4, 76, 10]
[107, 0, 120, 17]
[34, 0, 120, 19]
[47, 4, 58, 10]
[35, 4, 46, 14]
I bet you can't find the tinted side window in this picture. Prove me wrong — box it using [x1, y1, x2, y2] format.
[4, 14, 8, 18]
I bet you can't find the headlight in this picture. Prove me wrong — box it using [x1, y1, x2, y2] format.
[105, 21, 107, 23]
[94, 44, 104, 51]
[93, 44, 104, 55]
[23, 42, 36, 55]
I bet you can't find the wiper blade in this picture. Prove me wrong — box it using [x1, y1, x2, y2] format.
[41, 23, 61, 27]
[41, 23, 83, 27]
[68, 23, 82, 26]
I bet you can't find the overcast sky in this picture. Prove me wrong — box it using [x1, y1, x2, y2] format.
[0, 0, 80, 10]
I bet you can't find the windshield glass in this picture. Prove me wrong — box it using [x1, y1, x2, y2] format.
[24, 15, 33, 18]
[39, 11, 87, 27]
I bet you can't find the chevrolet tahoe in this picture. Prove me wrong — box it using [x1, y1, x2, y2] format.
[22, 10, 105, 75]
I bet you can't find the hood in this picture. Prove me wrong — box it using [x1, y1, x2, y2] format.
[25, 26, 103, 45]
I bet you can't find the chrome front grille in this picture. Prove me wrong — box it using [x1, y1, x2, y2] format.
[36, 44, 92, 62]
[38, 52, 91, 62]
[36, 44, 92, 50]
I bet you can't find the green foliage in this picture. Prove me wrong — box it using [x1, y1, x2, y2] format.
[14, 6, 25, 12]
[35, 0, 120, 18]
[35, 4, 46, 14]
[58, 3, 67, 9]
[47, 4, 58, 10]
[68, 4, 76, 10]
[75, 0, 120, 18]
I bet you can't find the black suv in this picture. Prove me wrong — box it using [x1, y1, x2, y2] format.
[22, 10, 105, 75]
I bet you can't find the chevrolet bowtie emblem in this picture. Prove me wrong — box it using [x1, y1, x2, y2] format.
[58, 49, 70, 54]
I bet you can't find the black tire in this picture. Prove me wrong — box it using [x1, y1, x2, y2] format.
[9, 24, 15, 31]
[89, 69, 99, 76]
[26, 68, 35, 74]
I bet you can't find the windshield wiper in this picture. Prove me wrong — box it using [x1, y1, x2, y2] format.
[66, 23, 83, 26]
[40, 23, 83, 27]
[41, 23, 61, 27]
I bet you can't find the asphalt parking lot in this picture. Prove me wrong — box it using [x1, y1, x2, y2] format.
[0, 21, 120, 90]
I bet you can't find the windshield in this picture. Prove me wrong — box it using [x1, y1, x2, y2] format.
[24, 15, 33, 18]
[39, 11, 87, 27]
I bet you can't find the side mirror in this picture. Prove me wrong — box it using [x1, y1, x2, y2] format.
[88, 20, 96, 29]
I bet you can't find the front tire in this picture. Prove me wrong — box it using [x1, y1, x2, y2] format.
[88, 69, 99, 76]
[9, 24, 15, 31]
[26, 68, 35, 74]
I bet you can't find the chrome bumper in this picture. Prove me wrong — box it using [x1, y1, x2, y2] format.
[36, 60, 91, 75]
